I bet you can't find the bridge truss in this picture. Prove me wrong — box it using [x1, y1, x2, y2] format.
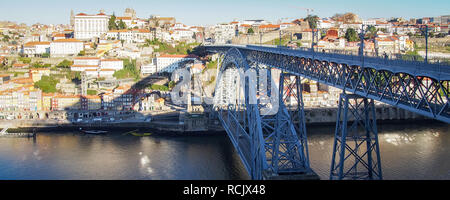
[207, 45, 450, 180]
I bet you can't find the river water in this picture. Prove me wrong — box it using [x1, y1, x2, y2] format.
[0, 122, 448, 180]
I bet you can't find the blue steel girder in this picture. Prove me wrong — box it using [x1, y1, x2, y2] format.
[213, 47, 312, 179]
[205, 45, 450, 124]
[330, 93, 382, 180]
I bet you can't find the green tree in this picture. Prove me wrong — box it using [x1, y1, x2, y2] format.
[41, 53, 50, 58]
[366, 25, 377, 39]
[34, 75, 59, 93]
[118, 20, 127, 30]
[87, 90, 97, 95]
[108, 14, 118, 30]
[305, 15, 319, 29]
[57, 60, 72, 68]
[345, 28, 359, 42]
[78, 50, 86, 56]
[247, 28, 254, 34]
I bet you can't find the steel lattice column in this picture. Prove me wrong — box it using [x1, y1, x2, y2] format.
[330, 93, 382, 180]
[269, 73, 310, 174]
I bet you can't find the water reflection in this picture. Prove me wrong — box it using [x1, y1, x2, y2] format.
[0, 122, 448, 180]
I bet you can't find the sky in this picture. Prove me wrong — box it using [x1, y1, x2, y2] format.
[0, 0, 449, 26]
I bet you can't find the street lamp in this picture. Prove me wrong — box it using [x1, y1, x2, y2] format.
[279, 29, 282, 46]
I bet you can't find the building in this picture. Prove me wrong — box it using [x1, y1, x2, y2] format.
[107, 29, 152, 43]
[155, 54, 198, 73]
[81, 95, 101, 110]
[71, 57, 123, 73]
[100, 59, 123, 70]
[74, 12, 110, 40]
[0, 74, 11, 84]
[212, 23, 236, 44]
[141, 62, 157, 75]
[50, 39, 84, 57]
[51, 95, 81, 111]
[22, 41, 50, 57]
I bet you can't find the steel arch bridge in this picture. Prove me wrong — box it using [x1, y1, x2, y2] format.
[204, 44, 450, 180]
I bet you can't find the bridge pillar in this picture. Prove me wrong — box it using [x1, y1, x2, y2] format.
[262, 73, 319, 180]
[330, 93, 382, 180]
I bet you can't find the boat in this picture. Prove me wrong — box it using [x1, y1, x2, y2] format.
[79, 128, 108, 135]
[0, 127, 36, 138]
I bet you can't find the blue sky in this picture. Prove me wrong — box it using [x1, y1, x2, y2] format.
[0, 0, 449, 26]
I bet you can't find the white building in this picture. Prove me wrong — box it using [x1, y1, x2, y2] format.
[212, 24, 236, 44]
[100, 59, 124, 70]
[74, 12, 110, 40]
[156, 54, 198, 73]
[50, 39, 84, 57]
[141, 62, 157, 75]
[22, 41, 50, 57]
[107, 29, 152, 43]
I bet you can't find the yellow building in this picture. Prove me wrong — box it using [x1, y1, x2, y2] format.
[42, 93, 55, 111]
[51, 94, 81, 111]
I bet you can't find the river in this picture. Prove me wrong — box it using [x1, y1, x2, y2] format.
[0, 122, 448, 180]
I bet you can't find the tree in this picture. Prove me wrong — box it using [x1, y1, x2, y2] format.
[41, 53, 50, 58]
[34, 75, 59, 93]
[247, 28, 254, 34]
[305, 15, 319, 29]
[78, 50, 86, 56]
[118, 20, 127, 30]
[57, 60, 72, 68]
[345, 28, 359, 42]
[108, 14, 118, 30]
[366, 25, 377, 39]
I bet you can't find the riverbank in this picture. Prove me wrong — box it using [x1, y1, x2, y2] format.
[3, 105, 431, 134]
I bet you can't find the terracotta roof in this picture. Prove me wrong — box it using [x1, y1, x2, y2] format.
[108, 29, 128, 33]
[52, 38, 82, 43]
[53, 33, 66, 37]
[12, 77, 33, 84]
[24, 41, 50, 47]
[259, 24, 280, 29]
[117, 17, 132, 20]
[13, 63, 30, 67]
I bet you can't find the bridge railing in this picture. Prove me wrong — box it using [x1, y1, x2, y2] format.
[239, 45, 450, 79]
